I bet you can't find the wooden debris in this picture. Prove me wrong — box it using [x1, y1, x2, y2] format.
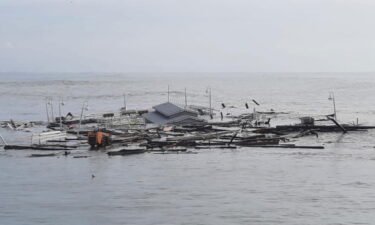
[4, 145, 77, 151]
[30, 153, 57, 157]
[107, 148, 147, 156]
[153, 151, 198, 154]
[247, 144, 324, 149]
[7, 100, 375, 158]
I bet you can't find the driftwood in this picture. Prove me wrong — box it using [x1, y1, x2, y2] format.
[73, 155, 91, 158]
[293, 130, 319, 138]
[4, 145, 77, 151]
[275, 125, 375, 132]
[30, 153, 57, 157]
[153, 151, 198, 154]
[150, 147, 187, 152]
[195, 145, 237, 149]
[29, 151, 70, 157]
[250, 144, 324, 149]
[107, 148, 146, 156]
[234, 138, 281, 146]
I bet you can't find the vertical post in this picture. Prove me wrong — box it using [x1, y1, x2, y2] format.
[58, 98, 63, 130]
[78, 101, 88, 136]
[45, 98, 50, 123]
[184, 88, 187, 108]
[123, 93, 127, 110]
[209, 87, 212, 118]
[167, 85, 170, 102]
[332, 93, 337, 120]
[329, 92, 337, 120]
[254, 107, 257, 121]
[49, 97, 54, 122]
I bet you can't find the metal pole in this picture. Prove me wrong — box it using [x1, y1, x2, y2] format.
[332, 92, 337, 120]
[168, 85, 170, 102]
[209, 87, 212, 118]
[123, 93, 127, 110]
[58, 98, 62, 130]
[45, 98, 50, 123]
[78, 102, 87, 136]
[184, 88, 187, 108]
[49, 97, 54, 122]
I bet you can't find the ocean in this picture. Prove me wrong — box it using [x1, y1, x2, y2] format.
[1, 73, 375, 225]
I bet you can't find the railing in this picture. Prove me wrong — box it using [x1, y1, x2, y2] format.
[97, 114, 146, 129]
[0, 133, 7, 146]
[31, 131, 67, 145]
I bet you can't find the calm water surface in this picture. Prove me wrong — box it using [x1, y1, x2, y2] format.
[1, 73, 375, 225]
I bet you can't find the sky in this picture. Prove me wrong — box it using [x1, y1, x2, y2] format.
[1, 0, 375, 73]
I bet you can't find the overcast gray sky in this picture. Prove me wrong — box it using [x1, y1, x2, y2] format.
[1, 0, 375, 73]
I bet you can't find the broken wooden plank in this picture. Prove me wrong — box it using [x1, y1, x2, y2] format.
[245, 145, 325, 149]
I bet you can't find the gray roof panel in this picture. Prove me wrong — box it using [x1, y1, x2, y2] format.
[143, 112, 205, 125]
[153, 102, 184, 117]
[143, 112, 168, 125]
[169, 115, 204, 124]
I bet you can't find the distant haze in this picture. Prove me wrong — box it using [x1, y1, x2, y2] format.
[1, 0, 375, 73]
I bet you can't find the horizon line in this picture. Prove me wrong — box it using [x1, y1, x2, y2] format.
[1, 71, 375, 75]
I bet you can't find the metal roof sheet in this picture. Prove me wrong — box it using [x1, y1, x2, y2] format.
[153, 102, 184, 117]
[143, 112, 168, 125]
[143, 112, 204, 125]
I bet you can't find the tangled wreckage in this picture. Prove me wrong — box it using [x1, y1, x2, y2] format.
[1, 99, 375, 157]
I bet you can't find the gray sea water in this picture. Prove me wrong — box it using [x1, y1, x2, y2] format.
[1, 73, 375, 225]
